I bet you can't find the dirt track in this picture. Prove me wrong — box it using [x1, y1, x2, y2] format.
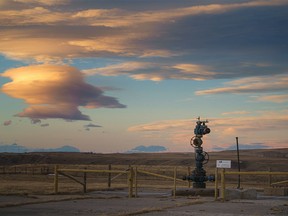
[0, 190, 287, 216]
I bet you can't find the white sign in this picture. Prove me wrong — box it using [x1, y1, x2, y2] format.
[216, 160, 231, 168]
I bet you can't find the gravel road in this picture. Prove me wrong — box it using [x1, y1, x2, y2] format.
[0, 191, 287, 216]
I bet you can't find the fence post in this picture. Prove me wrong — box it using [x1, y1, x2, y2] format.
[187, 166, 191, 188]
[221, 168, 226, 202]
[54, 165, 59, 194]
[128, 166, 134, 198]
[214, 168, 218, 200]
[83, 167, 87, 193]
[268, 167, 272, 186]
[134, 166, 138, 198]
[108, 164, 111, 188]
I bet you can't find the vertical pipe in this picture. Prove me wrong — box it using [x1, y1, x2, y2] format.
[221, 168, 225, 202]
[54, 165, 59, 194]
[236, 137, 241, 189]
[214, 168, 218, 200]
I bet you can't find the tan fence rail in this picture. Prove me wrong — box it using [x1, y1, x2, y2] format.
[215, 169, 288, 201]
[53, 165, 187, 198]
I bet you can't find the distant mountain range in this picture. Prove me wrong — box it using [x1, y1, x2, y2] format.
[0, 143, 80, 153]
[127, 145, 167, 153]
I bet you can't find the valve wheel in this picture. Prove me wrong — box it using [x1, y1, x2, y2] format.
[202, 151, 209, 164]
[190, 136, 203, 147]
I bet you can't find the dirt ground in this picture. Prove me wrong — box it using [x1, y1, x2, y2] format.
[0, 189, 287, 216]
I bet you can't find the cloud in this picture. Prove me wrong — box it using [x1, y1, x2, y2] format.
[40, 123, 49, 127]
[84, 123, 102, 128]
[0, 26, 170, 62]
[1, 64, 126, 120]
[3, 120, 12, 126]
[29, 118, 50, 127]
[221, 111, 251, 116]
[83, 62, 220, 81]
[2, 0, 287, 27]
[128, 119, 192, 132]
[213, 143, 270, 151]
[196, 75, 288, 95]
[255, 94, 288, 103]
[0, 7, 68, 26]
[31, 118, 41, 124]
[128, 111, 288, 151]
[0, 0, 287, 65]
[13, 0, 69, 6]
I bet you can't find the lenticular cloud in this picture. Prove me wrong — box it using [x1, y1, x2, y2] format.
[1, 64, 126, 120]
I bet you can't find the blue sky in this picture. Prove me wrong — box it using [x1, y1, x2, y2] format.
[0, 0, 287, 152]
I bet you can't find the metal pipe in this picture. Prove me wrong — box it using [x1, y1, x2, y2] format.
[236, 137, 240, 189]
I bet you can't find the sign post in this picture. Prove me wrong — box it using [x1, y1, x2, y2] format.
[216, 160, 231, 201]
[216, 160, 231, 169]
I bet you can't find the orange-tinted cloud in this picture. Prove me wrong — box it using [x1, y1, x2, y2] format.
[1, 0, 287, 63]
[83, 62, 220, 81]
[221, 111, 251, 116]
[13, 0, 69, 6]
[128, 112, 288, 150]
[256, 94, 288, 103]
[2, 0, 287, 27]
[196, 75, 288, 95]
[1, 64, 126, 120]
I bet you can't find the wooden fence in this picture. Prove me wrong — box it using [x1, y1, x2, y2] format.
[2, 164, 287, 199]
[53, 165, 190, 198]
[215, 169, 288, 201]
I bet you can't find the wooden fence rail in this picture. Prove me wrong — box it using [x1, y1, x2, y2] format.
[53, 165, 187, 198]
[54, 165, 133, 196]
[215, 169, 288, 201]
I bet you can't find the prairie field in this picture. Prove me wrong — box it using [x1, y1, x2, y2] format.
[0, 148, 287, 195]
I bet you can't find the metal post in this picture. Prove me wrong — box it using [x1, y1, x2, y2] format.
[221, 168, 225, 202]
[236, 137, 241, 189]
[128, 166, 134, 198]
[108, 164, 111, 188]
[214, 168, 218, 200]
[135, 166, 138, 198]
[268, 167, 272, 186]
[54, 165, 59, 194]
[187, 166, 191, 188]
[83, 167, 87, 193]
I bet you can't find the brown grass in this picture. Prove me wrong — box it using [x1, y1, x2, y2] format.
[0, 148, 287, 195]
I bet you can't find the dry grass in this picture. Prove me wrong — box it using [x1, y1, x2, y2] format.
[0, 165, 192, 195]
[1, 149, 287, 195]
[1, 164, 283, 196]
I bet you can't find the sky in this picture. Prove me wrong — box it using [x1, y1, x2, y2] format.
[0, 0, 287, 153]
